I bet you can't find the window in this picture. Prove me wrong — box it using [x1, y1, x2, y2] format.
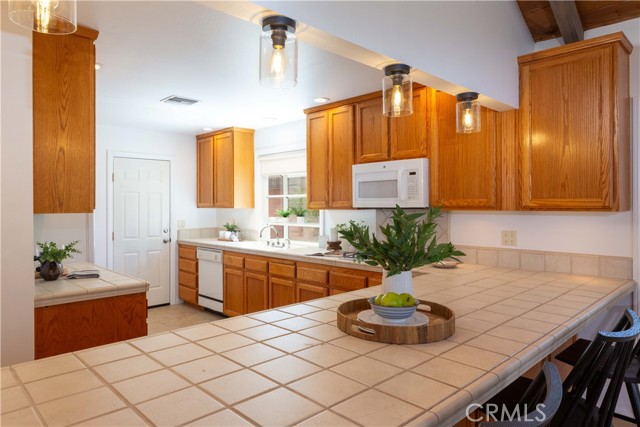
[265, 173, 321, 243]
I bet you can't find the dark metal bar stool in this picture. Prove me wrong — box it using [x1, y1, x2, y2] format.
[479, 361, 562, 427]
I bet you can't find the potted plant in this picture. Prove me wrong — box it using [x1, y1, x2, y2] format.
[290, 206, 307, 224]
[337, 205, 464, 295]
[36, 240, 81, 281]
[275, 209, 291, 223]
[222, 222, 240, 239]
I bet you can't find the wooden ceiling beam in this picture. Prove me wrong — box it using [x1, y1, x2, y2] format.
[549, 1, 584, 43]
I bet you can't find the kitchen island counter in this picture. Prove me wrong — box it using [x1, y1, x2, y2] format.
[35, 262, 150, 308]
[5, 264, 635, 426]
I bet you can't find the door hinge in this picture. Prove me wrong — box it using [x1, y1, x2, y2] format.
[112, 172, 114, 182]
[112, 232, 114, 241]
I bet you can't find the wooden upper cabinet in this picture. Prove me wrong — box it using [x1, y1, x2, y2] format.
[518, 32, 631, 211]
[306, 105, 355, 209]
[33, 26, 99, 213]
[355, 97, 388, 163]
[197, 136, 214, 207]
[327, 106, 355, 208]
[390, 87, 429, 160]
[306, 111, 329, 209]
[196, 127, 254, 208]
[429, 90, 499, 209]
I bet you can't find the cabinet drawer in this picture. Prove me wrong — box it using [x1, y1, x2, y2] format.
[330, 270, 367, 291]
[224, 253, 244, 268]
[368, 272, 383, 287]
[179, 245, 197, 260]
[297, 264, 329, 285]
[179, 259, 197, 274]
[179, 271, 197, 289]
[269, 262, 295, 278]
[179, 285, 198, 305]
[245, 257, 268, 273]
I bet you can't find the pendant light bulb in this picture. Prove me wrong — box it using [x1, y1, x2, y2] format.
[260, 16, 297, 89]
[383, 64, 412, 117]
[456, 92, 481, 133]
[9, 0, 77, 34]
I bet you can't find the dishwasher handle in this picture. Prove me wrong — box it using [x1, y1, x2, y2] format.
[197, 248, 222, 262]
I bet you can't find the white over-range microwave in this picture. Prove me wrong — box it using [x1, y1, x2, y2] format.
[352, 158, 429, 208]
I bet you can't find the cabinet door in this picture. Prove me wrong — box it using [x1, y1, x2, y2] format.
[213, 132, 234, 208]
[297, 282, 328, 303]
[390, 87, 428, 160]
[328, 105, 355, 208]
[307, 111, 329, 209]
[197, 136, 214, 207]
[270, 277, 296, 308]
[245, 271, 269, 314]
[519, 44, 626, 210]
[355, 97, 389, 163]
[429, 91, 499, 209]
[33, 27, 98, 213]
[223, 267, 244, 317]
[329, 268, 367, 292]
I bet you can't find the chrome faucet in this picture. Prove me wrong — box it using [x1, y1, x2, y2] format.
[259, 225, 281, 247]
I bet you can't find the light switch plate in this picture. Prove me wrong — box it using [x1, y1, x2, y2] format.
[177, 219, 186, 229]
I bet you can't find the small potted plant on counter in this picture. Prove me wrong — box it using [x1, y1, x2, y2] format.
[222, 222, 240, 240]
[290, 206, 307, 224]
[337, 205, 464, 295]
[36, 240, 81, 281]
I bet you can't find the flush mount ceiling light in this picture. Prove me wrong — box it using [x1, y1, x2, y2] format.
[9, 0, 77, 34]
[456, 92, 481, 133]
[260, 15, 298, 89]
[382, 64, 412, 117]
[313, 97, 330, 104]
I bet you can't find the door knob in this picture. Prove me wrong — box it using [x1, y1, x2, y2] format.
[163, 228, 169, 233]
[163, 238, 171, 244]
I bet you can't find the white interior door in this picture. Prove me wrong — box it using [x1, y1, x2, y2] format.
[113, 157, 171, 306]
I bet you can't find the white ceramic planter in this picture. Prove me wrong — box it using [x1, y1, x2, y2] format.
[296, 217, 305, 224]
[381, 270, 413, 295]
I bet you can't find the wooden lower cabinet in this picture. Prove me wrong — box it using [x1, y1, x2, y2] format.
[245, 271, 269, 313]
[178, 245, 198, 306]
[223, 267, 244, 317]
[35, 293, 147, 359]
[330, 267, 368, 293]
[297, 282, 329, 302]
[270, 277, 296, 308]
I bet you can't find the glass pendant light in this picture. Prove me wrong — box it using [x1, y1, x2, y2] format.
[456, 92, 481, 133]
[382, 64, 412, 117]
[9, 0, 77, 34]
[259, 15, 297, 89]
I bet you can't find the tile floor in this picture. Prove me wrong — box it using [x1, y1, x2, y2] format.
[147, 303, 224, 335]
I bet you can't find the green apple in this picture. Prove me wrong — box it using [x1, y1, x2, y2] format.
[399, 293, 416, 307]
[380, 292, 403, 307]
[374, 294, 383, 305]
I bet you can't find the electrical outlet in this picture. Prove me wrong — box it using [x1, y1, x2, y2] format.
[177, 219, 186, 229]
[501, 230, 517, 246]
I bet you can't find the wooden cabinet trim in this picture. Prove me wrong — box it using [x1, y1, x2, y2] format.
[518, 32, 631, 65]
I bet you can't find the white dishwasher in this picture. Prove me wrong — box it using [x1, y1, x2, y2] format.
[197, 248, 223, 314]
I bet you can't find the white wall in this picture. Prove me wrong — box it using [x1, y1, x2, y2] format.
[0, 6, 35, 365]
[33, 214, 91, 262]
[451, 19, 640, 268]
[257, 1, 533, 108]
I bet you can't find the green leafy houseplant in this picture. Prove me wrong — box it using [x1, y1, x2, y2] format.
[290, 206, 307, 217]
[37, 240, 80, 263]
[223, 222, 240, 232]
[337, 205, 464, 277]
[275, 209, 291, 218]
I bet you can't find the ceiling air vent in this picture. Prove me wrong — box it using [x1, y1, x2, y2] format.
[160, 95, 200, 106]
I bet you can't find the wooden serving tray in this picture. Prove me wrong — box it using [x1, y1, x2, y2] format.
[336, 298, 455, 344]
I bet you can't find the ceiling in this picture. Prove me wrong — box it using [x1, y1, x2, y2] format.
[517, 0, 640, 42]
[76, 1, 383, 135]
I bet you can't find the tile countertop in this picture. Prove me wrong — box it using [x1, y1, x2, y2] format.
[7, 264, 635, 426]
[177, 238, 382, 272]
[34, 262, 150, 308]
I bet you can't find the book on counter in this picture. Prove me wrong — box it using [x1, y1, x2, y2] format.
[66, 270, 100, 279]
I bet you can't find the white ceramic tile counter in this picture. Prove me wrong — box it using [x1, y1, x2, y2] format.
[177, 238, 382, 272]
[6, 264, 635, 426]
[35, 262, 149, 308]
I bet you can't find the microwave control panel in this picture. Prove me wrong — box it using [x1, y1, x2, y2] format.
[407, 171, 419, 200]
